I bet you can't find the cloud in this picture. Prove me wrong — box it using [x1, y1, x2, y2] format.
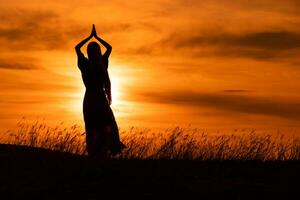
[223, 89, 250, 93]
[132, 91, 300, 120]
[176, 31, 300, 50]
[125, 30, 300, 62]
[0, 57, 38, 70]
[156, 30, 300, 60]
[0, 8, 132, 51]
[0, 95, 74, 105]
[0, 9, 66, 50]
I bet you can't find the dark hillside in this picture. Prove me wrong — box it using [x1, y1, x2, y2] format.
[0, 144, 299, 199]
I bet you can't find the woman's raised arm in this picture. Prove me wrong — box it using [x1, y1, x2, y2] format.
[95, 35, 112, 58]
[93, 25, 112, 58]
[75, 25, 94, 56]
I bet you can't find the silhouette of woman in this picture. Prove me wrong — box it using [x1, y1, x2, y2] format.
[75, 24, 125, 157]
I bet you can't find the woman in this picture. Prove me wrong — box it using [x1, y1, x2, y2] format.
[75, 24, 125, 157]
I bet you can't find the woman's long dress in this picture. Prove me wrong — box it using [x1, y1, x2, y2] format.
[77, 52, 125, 156]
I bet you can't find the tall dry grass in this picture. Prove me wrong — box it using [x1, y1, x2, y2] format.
[2, 121, 86, 155]
[1, 121, 300, 161]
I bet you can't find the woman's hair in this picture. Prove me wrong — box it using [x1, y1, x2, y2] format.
[87, 41, 102, 60]
[87, 42, 110, 94]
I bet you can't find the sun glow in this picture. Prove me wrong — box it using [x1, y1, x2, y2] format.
[66, 73, 123, 114]
[110, 75, 122, 106]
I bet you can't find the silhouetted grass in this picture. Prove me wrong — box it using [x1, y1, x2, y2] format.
[1, 121, 300, 160]
[2, 121, 86, 155]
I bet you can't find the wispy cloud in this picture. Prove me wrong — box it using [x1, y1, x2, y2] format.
[0, 9, 67, 50]
[0, 57, 38, 70]
[223, 90, 251, 93]
[0, 8, 135, 52]
[132, 91, 300, 120]
[137, 30, 300, 61]
[168, 31, 300, 50]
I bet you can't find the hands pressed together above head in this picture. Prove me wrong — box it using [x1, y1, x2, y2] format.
[90, 24, 98, 38]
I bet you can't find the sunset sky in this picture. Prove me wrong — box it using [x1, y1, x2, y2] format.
[1, 0, 300, 133]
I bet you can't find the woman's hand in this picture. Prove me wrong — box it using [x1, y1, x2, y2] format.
[75, 25, 95, 54]
[93, 25, 112, 58]
[91, 24, 97, 37]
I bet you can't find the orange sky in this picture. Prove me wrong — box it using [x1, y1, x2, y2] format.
[0, 0, 300, 133]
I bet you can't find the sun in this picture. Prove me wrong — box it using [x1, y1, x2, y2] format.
[68, 76, 122, 114]
[110, 75, 122, 105]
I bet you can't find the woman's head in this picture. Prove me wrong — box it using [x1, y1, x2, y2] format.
[87, 42, 102, 60]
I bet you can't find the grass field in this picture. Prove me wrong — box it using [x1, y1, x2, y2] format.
[1, 121, 300, 199]
[1, 121, 300, 161]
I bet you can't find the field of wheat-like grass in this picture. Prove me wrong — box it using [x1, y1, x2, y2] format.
[1, 121, 300, 161]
